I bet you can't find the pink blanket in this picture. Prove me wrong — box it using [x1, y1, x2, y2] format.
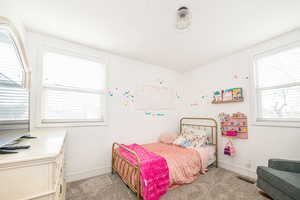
[143, 143, 208, 187]
[117, 144, 169, 200]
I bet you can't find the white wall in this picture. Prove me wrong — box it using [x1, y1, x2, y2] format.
[0, 2, 26, 41]
[27, 32, 185, 182]
[183, 28, 300, 178]
[6, 10, 300, 181]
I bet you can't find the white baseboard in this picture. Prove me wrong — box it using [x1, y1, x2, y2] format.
[65, 162, 256, 183]
[219, 160, 257, 179]
[65, 166, 111, 183]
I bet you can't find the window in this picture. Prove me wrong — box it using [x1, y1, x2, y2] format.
[253, 43, 300, 124]
[40, 51, 106, 125]
[0, 25, 29, 125]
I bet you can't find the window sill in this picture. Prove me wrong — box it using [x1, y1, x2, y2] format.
[36, 121, 108, 128]
[252, 120, 300, 128]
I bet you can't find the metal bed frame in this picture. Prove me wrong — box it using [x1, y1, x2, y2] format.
[112, 117, 218, 199]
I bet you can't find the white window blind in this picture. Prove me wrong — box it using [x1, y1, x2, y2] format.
[0, 28, 28, 123]
[41, 52, 106, 123]
[254, 45, 300, 121]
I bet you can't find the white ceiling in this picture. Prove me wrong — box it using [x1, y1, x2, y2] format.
[3, 0, 300, 72]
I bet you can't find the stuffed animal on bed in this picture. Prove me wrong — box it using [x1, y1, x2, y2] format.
[173, 135, 189, 146]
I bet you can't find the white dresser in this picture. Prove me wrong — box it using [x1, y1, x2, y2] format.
[0, 129, 67, 200]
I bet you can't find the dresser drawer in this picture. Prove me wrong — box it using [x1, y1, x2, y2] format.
[0, 164, 51, 200]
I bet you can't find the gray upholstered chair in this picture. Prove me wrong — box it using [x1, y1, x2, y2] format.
[257, 159, 300, 200]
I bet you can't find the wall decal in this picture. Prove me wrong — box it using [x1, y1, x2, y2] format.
[155, 78, 166, 86]
[108, 91, 113, 96]
[176, 92, 181, 99]
[145, 112, 151, 116]
[123, 90, 129, 95]
[144, 112, 165, 117]
[107, 88, 135, 107]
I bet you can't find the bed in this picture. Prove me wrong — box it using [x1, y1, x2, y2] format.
[111, 117, 218, 199]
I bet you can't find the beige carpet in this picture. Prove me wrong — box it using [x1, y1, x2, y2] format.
[66, 168, 271, 200]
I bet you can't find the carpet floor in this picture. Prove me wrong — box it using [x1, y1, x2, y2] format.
[66, 168, 271, 200]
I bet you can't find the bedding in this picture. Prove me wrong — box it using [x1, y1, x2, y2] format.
[188, 134, 208, 148]
[112, 118, 218, 200]
[182, 125, 213, 143]
[182, 125, 208, 137]
[117, 144, 169, 200]
[173, 133, 208, 148]
[158, 133, 176, 144]
[142, 143, 208, 186]
[190, 144, 216, 168]
[172, 135, 189, 147]
[113, 142, 210, 192]
[204, 145, 217, 166]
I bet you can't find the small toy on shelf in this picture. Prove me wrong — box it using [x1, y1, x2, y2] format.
[232, 88, 243, 100]
[213, 91, 222, 102]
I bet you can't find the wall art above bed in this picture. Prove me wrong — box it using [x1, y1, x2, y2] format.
[218, 112, 248, 139]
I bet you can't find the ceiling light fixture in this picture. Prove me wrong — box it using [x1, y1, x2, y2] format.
[176, 6, 191, 30]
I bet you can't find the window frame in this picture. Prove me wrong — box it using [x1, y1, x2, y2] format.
[35, 45, 107, 127]
[0, 17, 30, 127]
[251, 41, 300, 127]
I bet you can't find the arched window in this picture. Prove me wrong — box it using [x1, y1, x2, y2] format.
[0, 17, 30, 133]
[0, 25, 25, 87]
